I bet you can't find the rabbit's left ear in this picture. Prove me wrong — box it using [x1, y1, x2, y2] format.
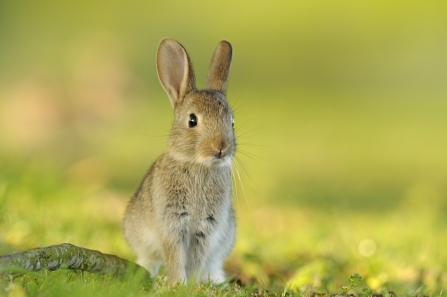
[205, 40, 232, 95]
[157, 38, 196, 108]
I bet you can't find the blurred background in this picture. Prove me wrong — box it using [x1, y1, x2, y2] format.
[1, 0, 447, 293]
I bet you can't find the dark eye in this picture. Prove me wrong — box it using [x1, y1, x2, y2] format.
[232, 118, 234, 128]
[189, 113, 198, 128]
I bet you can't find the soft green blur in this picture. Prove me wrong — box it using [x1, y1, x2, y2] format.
[1, 0, 447, 294]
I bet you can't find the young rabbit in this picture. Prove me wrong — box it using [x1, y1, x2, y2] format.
[124, 38, 236, 285]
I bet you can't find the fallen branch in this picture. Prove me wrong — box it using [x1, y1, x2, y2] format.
[0, 243, 148, 278]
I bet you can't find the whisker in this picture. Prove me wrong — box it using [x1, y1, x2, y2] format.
[237, 150, 272, 164]
[236, 124, 268, 138]
[233, 121, 251, 133]
[233, 162, 251, 211]
[237, 142, 273, 151]
[230, 91, 246, 112]
[230, 166, 240, 208]
[232, 105, 249, 115]
[236, 135, 264, 141]
[234, 156, 257, 190]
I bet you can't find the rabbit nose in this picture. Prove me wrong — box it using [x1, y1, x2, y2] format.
[213, 140, 228, 158]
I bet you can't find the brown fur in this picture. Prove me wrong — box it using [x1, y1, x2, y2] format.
[124, 38, 236, 284]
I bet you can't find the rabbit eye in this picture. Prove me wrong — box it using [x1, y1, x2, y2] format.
[232, 118, 234, 128]
[188, 113, 198, 128]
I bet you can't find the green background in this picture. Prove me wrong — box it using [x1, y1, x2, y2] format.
[1, 1, 446, 294]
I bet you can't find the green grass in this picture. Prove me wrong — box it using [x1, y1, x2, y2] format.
[2, 83, 447, 296]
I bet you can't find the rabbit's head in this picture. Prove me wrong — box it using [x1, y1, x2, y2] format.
[156, 38, 235, 167]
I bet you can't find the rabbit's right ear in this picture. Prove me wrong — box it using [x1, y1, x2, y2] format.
[206, 40, 232, 94]
[156, 38, 196, 108]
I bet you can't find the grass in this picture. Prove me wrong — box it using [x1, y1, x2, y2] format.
[0, 89, 447, 296]
[0, 270, 415, 297]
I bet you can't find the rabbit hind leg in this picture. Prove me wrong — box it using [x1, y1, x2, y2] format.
[130, 230, 164, 277]
[136, 256, 162, 277]
[201, 257, 226, 285]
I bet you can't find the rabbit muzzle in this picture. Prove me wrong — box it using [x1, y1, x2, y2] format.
[209, 136, 233, 166]
[213, 141, 229, 159]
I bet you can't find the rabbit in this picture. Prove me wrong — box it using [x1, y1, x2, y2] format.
[124, 38, 236, 285]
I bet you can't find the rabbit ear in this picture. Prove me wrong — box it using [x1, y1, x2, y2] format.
[157, 38, 196, 108]
[206, 40, 232, 94]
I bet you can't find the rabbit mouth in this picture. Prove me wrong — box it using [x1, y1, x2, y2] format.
[196, 153, 233, 167]
[210, 156, 233, 167]
[211, 148, 233, 167]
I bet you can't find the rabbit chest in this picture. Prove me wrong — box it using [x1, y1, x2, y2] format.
[153, 160, 234, 247]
